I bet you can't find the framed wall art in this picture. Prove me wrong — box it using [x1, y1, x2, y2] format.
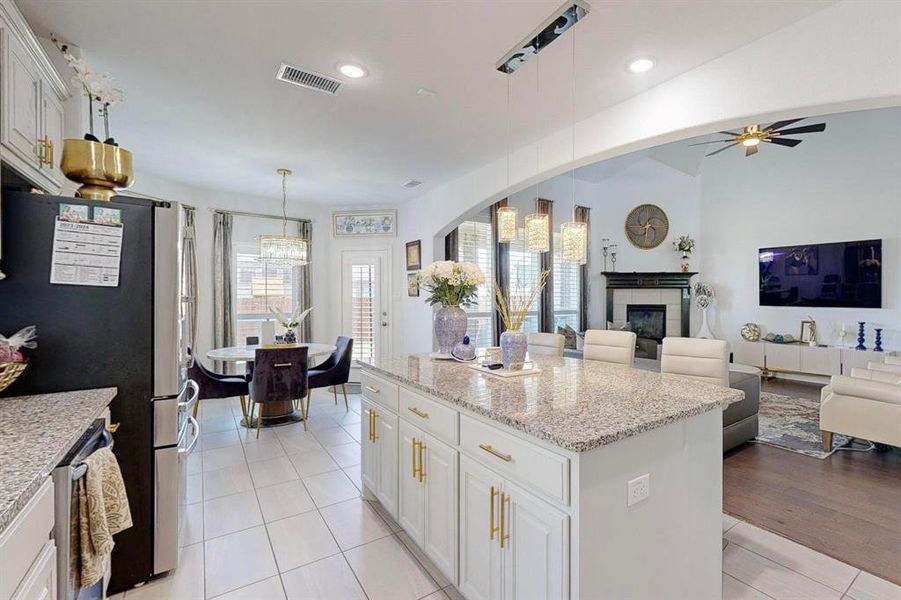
[405, 240, 421, 270]
[407, 272, 420, 297]
[333, 209, 397, 237]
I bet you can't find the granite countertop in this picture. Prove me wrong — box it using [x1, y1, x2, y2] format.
[361, 356, 743, 453]
[0, 388, 117, 535]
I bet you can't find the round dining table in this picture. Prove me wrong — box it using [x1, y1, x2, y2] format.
[206, 342, 336, 428]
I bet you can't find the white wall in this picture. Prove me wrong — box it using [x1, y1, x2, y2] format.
[698, 107, 901, 348]
[393, 0, 901, 355]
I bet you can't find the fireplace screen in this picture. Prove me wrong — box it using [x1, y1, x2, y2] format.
[626, 304, 666, 343]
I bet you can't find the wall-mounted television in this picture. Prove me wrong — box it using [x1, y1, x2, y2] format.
[759, 239, 882, 308]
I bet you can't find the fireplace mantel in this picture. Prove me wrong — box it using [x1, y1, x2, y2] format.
[602, 272, 697, 337]
[601, 271, 697, 289]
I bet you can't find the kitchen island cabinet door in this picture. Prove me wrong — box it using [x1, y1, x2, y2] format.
[459, 456, 502, 600]
[361, 398, 378, 493]
[423, 434, 458, 583]
[502, 480, 569, 600]
[374, 407, 399, 519]
[398, 419, 425, 544]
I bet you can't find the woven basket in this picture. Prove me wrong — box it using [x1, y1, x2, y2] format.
[0, 360, 27, 393]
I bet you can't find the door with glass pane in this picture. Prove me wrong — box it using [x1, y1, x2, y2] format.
[341, 250, 390, 371]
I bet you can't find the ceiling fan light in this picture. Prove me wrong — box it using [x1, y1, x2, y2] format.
[742, 137, 761, 147]
[525, 213, 550, 252]
[497, 206, 518, 243]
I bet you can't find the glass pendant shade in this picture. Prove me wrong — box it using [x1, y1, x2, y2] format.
[524, 213, 550, 252]
[560, 221, 587, 263]
[497, 206, 518, 243]
[259, 168, 308, 266]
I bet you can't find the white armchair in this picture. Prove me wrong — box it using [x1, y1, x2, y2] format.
[868, 361, 901, 374]
[884, 355, 901, 366]
[583, 330, 636, 366]
[660, 338, 730, 387]
[820, 374, 901, 451]
[527, 332, 565, 357]
[850, 367, 901, 385]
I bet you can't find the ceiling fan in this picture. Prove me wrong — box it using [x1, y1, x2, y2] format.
[691, 118, 826, 157]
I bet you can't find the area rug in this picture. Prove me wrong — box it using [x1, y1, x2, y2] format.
[754, 392, 852, 459]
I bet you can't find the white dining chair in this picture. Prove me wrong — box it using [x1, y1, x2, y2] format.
[527, 332, 565, 357]
[583, 330, 636, 366]
[660, 337, 729, 387]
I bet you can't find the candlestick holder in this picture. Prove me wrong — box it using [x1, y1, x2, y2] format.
[874, 328, 883, 352]
[601, 238, 610, 271]
[610, 244, 617, 272]
[855, 321, 866, 350]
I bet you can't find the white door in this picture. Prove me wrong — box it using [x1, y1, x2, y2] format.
[423, 434, 458, 583]
[341, 250, 391, 377]
[374, 408, 399, 519]
[40, 82, 65, 186]
[398, 420, 425, 545]
[2, 31, 41, 167]
[360, 398, 378, 493]
[459, 456, 503, 600]
[502, 480, 569, 600]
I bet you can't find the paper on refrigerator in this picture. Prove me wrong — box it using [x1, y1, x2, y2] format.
[50, 217, 123, 287]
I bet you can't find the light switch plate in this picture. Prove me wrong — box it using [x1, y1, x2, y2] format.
[627, 473, 650, 506]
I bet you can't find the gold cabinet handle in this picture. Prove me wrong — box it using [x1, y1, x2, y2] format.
[273, 362, 293, 367]
[364, 385, 380, 394]
[408, 406, 429, 419]
[45, 138, 54, 166]
[107, 422, 121, 433]
[489, 486, 499, 540]
[371, 411, 379, 442]
[418, 441, 426, 482]
[411, 437, 419, 479]
[367, 410, 375, 442]
[479, 444, 512, 462]
[500, 492, 510, 548]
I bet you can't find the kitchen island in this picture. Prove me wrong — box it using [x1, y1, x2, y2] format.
[359, 356, 742, 600]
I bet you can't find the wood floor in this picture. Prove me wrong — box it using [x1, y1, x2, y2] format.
[723, 379, 901, 585]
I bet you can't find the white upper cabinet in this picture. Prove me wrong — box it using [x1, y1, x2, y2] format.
[0, 0, 69, 192]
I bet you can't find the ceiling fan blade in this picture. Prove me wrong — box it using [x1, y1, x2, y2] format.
[773, 123, 826, 136]
[706, 141, 741, 157]
[688, 140, 735, 146]
[718, 131, 742, 137]
[765, 118, 804, 132]
[745, 145, 759, 157]
[764, 137, 803, 147]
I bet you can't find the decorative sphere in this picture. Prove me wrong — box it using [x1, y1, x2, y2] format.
[740, 323, 761, 342]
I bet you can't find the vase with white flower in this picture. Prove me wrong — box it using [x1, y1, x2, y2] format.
[673, 235, 696, 272]
[53, 39, 134, 201]
[269, 306, 313, 344]
[418, 261, 485, 358]
[693, 282, 716, 339]
[495, 270, 550, 370]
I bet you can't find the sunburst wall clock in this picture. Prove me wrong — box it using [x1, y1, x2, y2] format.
[625, 204, 669, 249]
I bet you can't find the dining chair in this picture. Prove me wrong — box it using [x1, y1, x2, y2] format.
[660, 337, 729, 386]
[250, 346, 310, 436]
[527, 332, 565, 357]
[308, 337, 354, 413]
[583, 330, 637, 366]
[186, 347, 250, 420]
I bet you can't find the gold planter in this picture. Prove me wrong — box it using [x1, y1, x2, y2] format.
[60, 139, 134, 201]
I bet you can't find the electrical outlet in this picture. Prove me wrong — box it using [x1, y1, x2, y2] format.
[627, 473, 650, 506]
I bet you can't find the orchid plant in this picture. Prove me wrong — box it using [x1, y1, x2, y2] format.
[269, 305, 313, 331]
[53, 38, 126, 145]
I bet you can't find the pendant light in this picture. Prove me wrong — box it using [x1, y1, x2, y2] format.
[560, 18, 587, 263]
[497, 61, 518, 244]
[258, 168, 309, 266]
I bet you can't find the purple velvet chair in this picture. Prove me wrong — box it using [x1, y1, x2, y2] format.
[186, 347, 250, 419]
[250, 346, 309, 436]
[308, 337, 353, 412]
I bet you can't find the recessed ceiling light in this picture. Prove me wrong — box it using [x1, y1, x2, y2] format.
[337, 63, 367, 79]
[416, 87, 437, 97]
[628, 57, 655, 73]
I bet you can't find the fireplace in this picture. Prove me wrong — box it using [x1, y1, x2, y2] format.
[627, 304, 666, 343]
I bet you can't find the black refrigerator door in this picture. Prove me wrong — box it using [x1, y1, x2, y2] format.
[0, 191, 156, 592]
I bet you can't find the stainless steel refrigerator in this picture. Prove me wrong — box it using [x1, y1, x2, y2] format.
[0, 190, 199, 595]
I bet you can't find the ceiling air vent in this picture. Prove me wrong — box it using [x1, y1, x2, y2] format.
[276, 63, 344, 96]
[403, 179, 423, 189]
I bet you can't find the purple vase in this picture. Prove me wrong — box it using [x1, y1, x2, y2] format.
[434, 305, 467, 355]
[500, 330, 528, 370]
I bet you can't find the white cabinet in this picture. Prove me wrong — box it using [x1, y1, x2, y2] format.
[459, 456, 569, 600]
[10, 542, 55, 600]
[398, 419, 458, 583]
[0, 0, 69, 193]
[799, 345, 841, 376]
[360, 397, 398, 519]
[0, 478, 55, 600]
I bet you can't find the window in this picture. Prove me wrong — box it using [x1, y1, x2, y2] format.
[350, 264, 376, 364]
[508, 228, 540, 334]
[457, 219, 494, 348]
[235, 250, 298, 343]
[553, 232, 582, 330]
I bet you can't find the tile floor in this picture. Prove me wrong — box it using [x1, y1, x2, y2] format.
[109, 391, 901, 600]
